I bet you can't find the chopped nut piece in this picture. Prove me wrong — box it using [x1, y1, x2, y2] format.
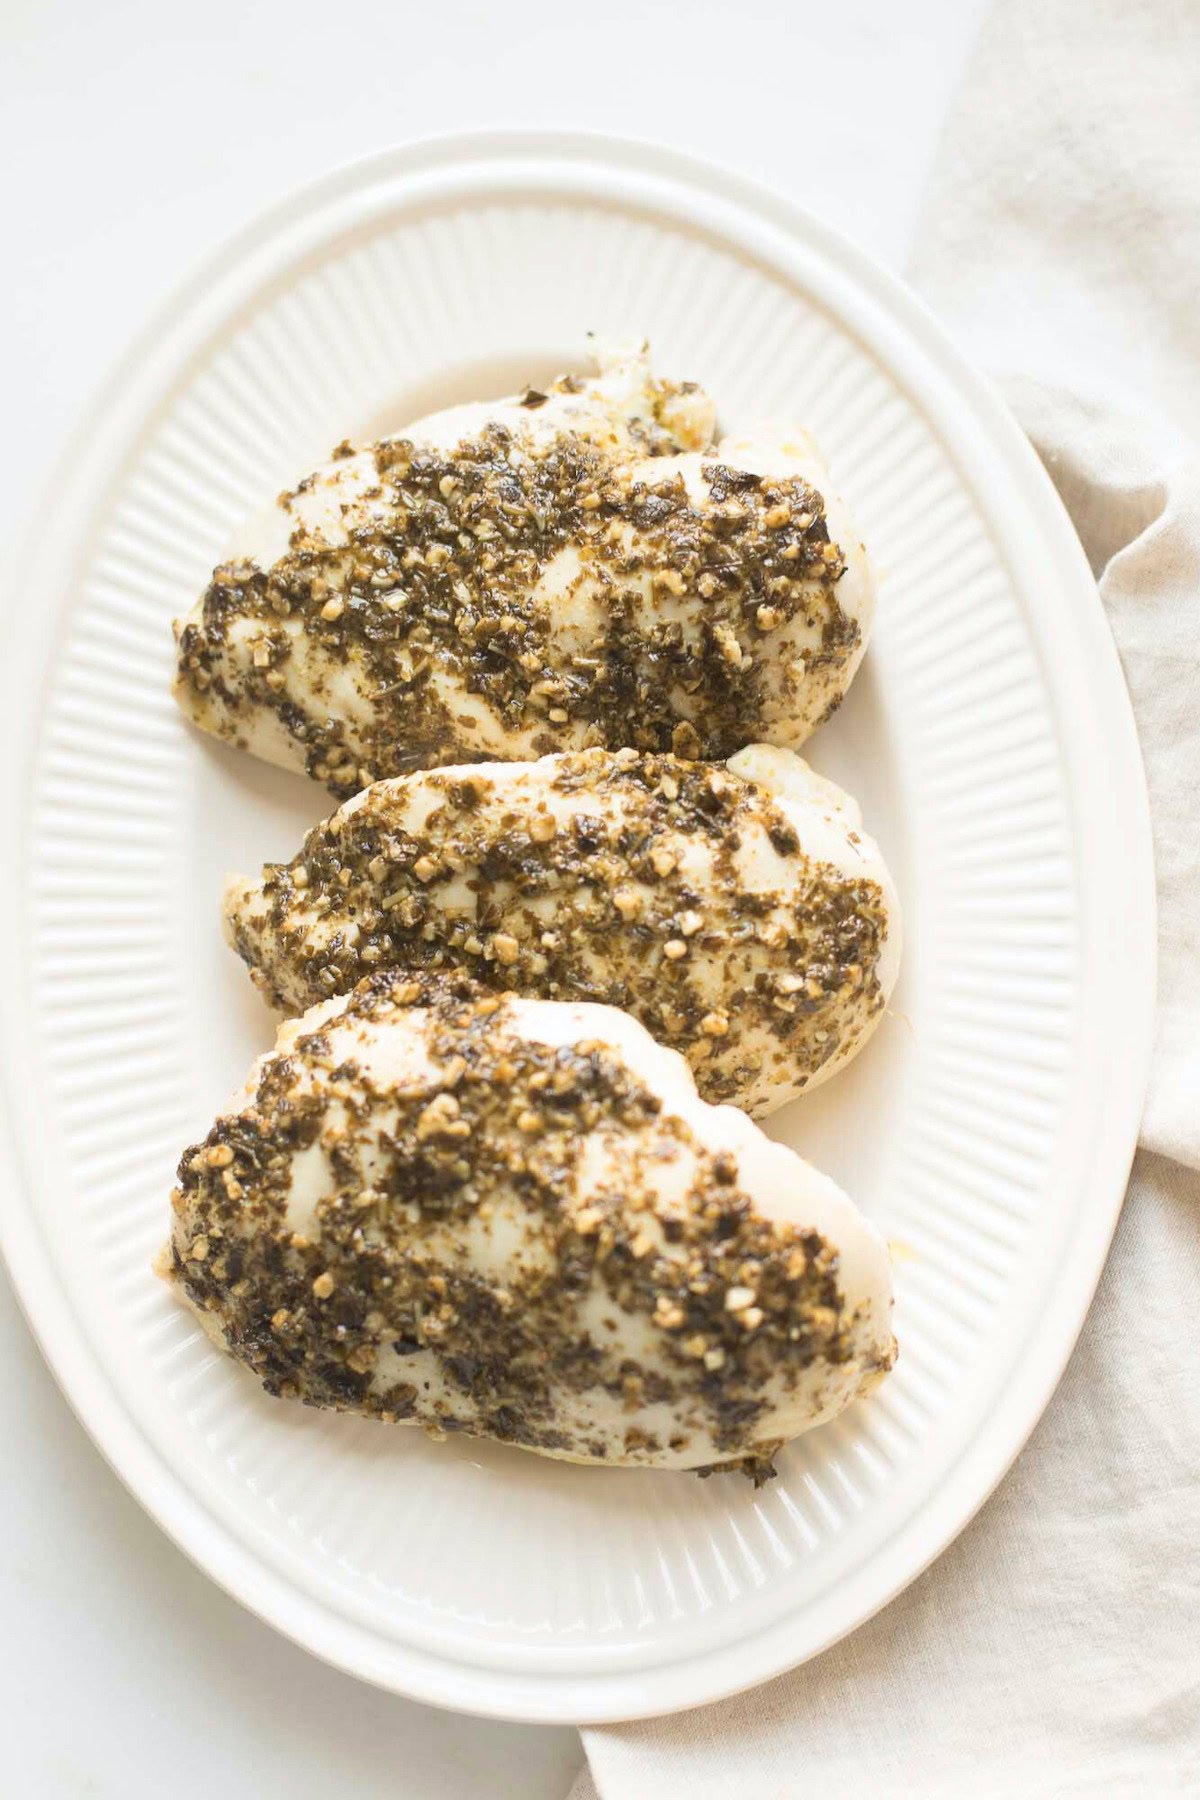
[672, 722, 702, 760]
[312, 1271, 335, 1300]
[714, 624, 744, 667]
[416, 1092, 470, 1140]
[724, 1284, 757, 1313]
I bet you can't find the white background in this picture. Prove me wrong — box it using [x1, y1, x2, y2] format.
[0, 1, 988, 1792]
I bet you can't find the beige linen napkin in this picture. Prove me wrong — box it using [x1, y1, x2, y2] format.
[572, 0, 1200, 1791]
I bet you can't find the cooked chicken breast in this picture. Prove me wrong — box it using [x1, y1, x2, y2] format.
[173, 343, 874, 795]
[163, 974, 896, 1474]
[223, 744, 900, 1116]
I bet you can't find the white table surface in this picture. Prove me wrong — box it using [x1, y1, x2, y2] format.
[0, 1, 989, 1791]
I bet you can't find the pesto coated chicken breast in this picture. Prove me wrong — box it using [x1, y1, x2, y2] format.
[223, 744, 900, 1117]
[164, 974, 896, 1475]
[173, 343, 874, 794]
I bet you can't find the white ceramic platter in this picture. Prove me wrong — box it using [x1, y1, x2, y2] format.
[0, 133, 1154, 1723]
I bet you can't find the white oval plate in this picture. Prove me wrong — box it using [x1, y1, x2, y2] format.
[0, 133, 1154, 1723]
